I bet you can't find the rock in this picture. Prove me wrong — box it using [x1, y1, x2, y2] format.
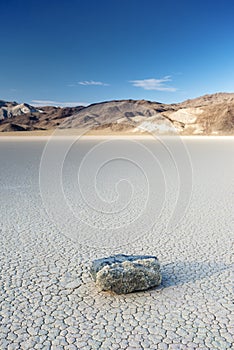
[90, 254, 161, 294]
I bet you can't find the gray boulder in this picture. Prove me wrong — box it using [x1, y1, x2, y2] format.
[90, 254, 161, 294]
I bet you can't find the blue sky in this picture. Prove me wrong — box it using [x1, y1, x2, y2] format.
[1, 0, 234, 106]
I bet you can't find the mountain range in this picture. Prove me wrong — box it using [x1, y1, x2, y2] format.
[0, 93, 234, 135]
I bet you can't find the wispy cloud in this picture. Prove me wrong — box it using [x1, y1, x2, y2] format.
[31, 100, 88, 107]
[78, 80, 109, 86]
[130, 76, 177, 91]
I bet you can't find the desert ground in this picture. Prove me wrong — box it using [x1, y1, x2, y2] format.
[0, 136, 233, 349]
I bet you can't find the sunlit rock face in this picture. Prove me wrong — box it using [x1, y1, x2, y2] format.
[90, 254, 162, 294]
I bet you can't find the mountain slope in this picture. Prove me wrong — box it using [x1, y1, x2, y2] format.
[0, 104, 85, 132]
[0, 93, 233, 135]
[0, 100, 39, 119]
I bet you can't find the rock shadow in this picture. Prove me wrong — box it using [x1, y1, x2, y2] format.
[160, 260, 232, 288]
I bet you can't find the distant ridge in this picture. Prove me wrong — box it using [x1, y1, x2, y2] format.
[180, 92, 234, 107]
[0, 93, 233, 135]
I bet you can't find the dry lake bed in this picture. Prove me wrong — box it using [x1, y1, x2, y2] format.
[0, 137, 233, 349]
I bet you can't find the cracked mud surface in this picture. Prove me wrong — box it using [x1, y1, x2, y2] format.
[0, 138, 233, 349]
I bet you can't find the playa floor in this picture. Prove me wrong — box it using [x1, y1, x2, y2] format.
[0, 137, 233, 349]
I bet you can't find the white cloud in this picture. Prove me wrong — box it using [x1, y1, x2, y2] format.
[78, 80, 109, 86]
[130, 76, 177, 91]
[31, 100, 88, 107]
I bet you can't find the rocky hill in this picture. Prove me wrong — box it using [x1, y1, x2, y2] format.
[0, 100, 39, 119]
[0, 93, 233, 135]
[0, 102, 84, 132]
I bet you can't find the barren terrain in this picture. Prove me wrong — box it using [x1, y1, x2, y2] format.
[0, 137, 233, 349]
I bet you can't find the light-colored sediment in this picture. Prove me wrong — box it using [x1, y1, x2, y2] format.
[0, 138, 233, 349]
[1, 132, 234, 140]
